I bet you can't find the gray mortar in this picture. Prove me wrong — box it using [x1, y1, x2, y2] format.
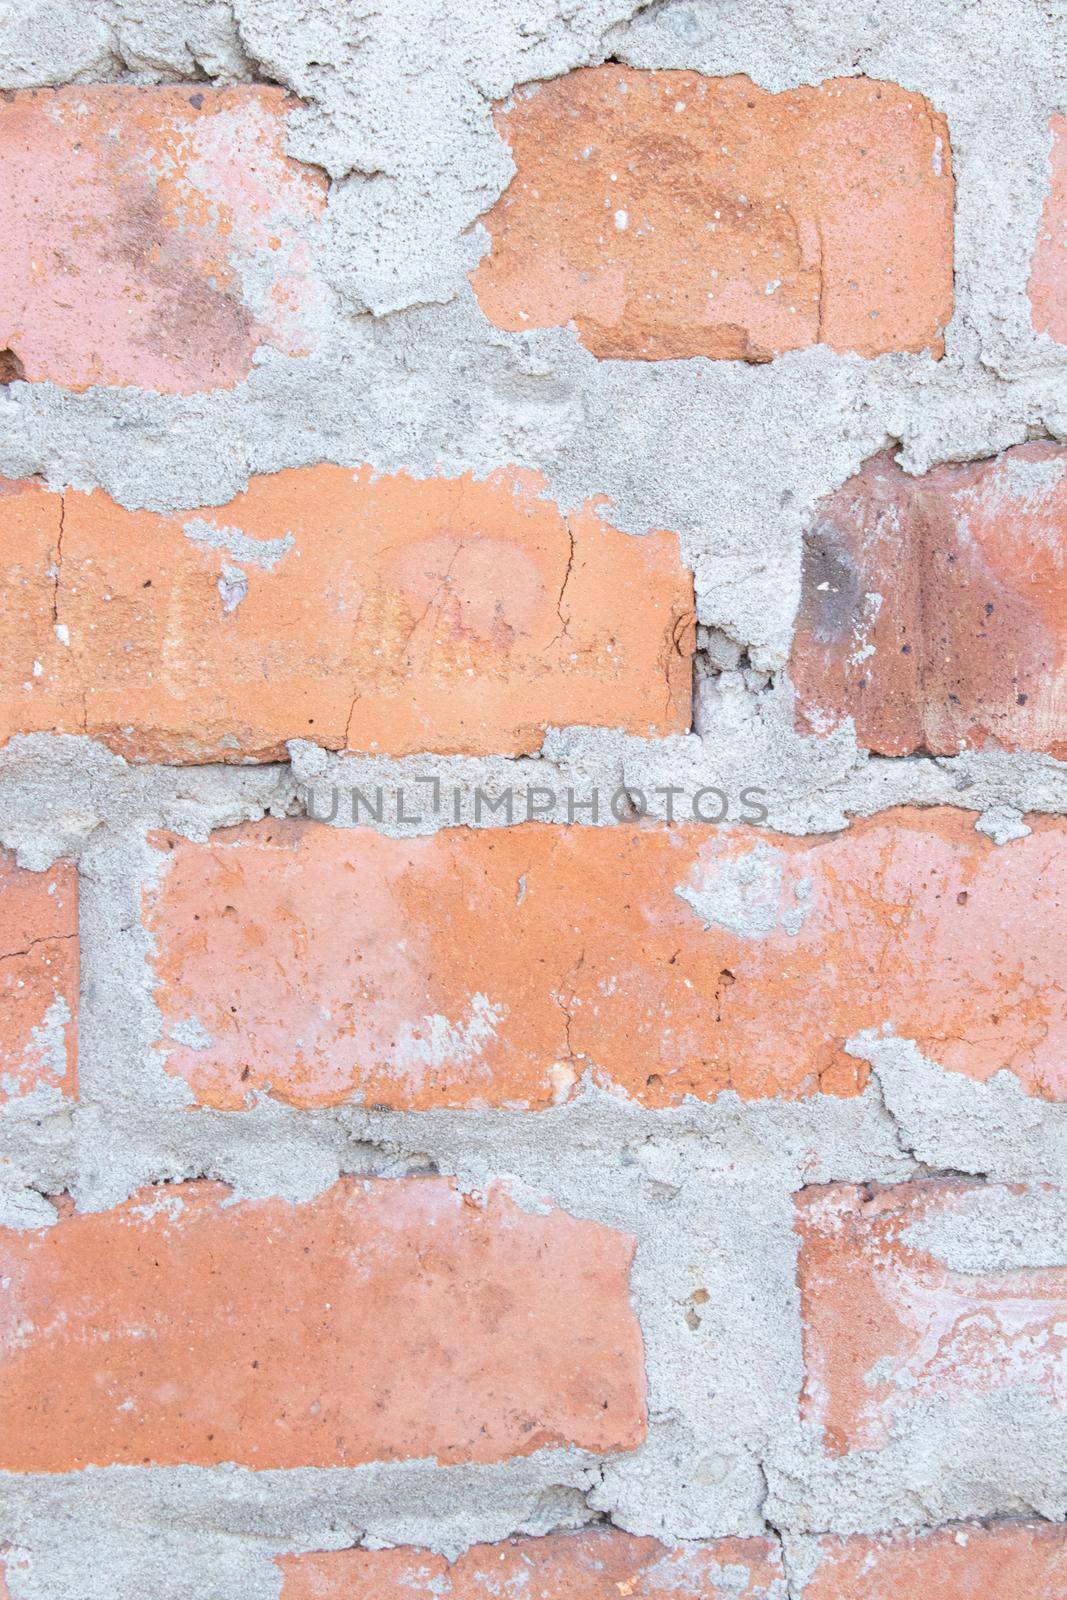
[851, 1029, 1067, 1182]
[903, 1183, 1067, 1271]
[764, 1386, 1067, 1534]
[0, 0, 1065, 1595]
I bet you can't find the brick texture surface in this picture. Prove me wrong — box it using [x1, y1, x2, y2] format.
[801, 1523, 1067, 1599]
[277, 1531, 786, 1599]
[0, 86, 326, 393]
[0, 467, 693, 760]
[144, 810, 1064, 1111]
[0, 1178, 644, 1471]
[1031, 114, 1067, 342]
[791, 444, 1067, 757]
[0, 8, 1063, 1589]
[472, 69, 953, 360]
[0, 850, 77, 1103]
[796, 1181, 1067, 1455]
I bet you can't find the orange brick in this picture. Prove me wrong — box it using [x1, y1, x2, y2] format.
[472, 69, 953, 361]
[0, 478, 80, 747]
[0, 849, 77, 1103]
[802, 1523, 1067, 1600]
[0, 1178, 644, 1471]
[796, 1181, 1067, 1456]
[0, 86, 325, 393]
[1031, 115, 1067, 343]
[278, 1530, 785, 1600]
[144, 809, 1065, 1111]
[791, 446, 1067, 757]
[0, 467, 693, 761]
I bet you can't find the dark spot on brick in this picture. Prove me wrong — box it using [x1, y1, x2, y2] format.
[0, 347, 25, 384]
[109, 173, 260, 389]
[800, 517, 863, 643]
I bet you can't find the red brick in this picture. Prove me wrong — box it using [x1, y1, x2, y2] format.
[791, 445, 1067, 757]
[802, 1522, 1067, 1599]
[472, 69, 953, 361]
[278, 1530, 785, 1600]
[796, 1181, 1067, 1456]
[0, 1178, 644, 1471]
[0, 849, 77, 1103]
[1030, 115, 1067, 343]
[0, 87, 326, 393]
[143, 808, 1065, 1111]
[0, 467, 693, 761]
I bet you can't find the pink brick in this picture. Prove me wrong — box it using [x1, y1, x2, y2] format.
[0, 87, 326, 393]
[0, 1178, 645, 1471]
[792, 445, 1067, 758]
[1031, 115, 1067, 342]
[797, 1181, 1067, 1456]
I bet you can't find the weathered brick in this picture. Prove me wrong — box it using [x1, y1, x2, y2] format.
[0, 466, 693, 761]
[0, 86, 326, 393]
[1031, 114, 1067, 343]
[802, 1522, 1067, 1600]
[791, 445, 1067, 757]
[277, 1530, 786, 1600]
[796, 1181, 1067, 1456]
[144, 808, 1064, 1111]
[0, 1178, 644, 1471]
[0, 849, 77, 1104]
[472, 69, 953, 361]
[0, 479, 67, 747]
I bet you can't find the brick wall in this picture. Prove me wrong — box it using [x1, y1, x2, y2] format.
[0, 3, 1064, 1598]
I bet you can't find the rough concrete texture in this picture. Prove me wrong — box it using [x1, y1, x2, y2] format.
[0, 1, 1064, 1597]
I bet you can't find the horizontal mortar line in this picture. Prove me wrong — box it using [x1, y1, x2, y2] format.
[2, 1088, 1063, 1203]
[6, 1077, 1067, 1140]
[0, 1452, 605, 1532]
[2, 734, 1062, 854]
[0, 1461, 1060, 1547]
[4, 732, 1066, 787]
[0, 1083, 982, 1148]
